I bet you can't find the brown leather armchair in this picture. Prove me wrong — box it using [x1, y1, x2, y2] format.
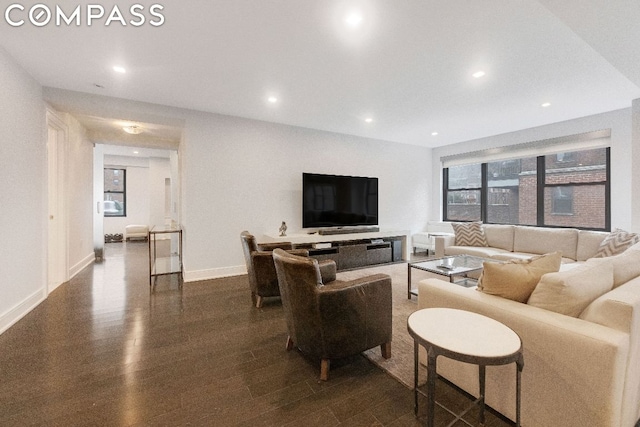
[240, 231, 310, 308]
[272, 248, 392, 380]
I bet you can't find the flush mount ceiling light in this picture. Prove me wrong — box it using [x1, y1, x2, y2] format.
[113, 65, 126, 74]
[267, 96, 278, 103]
[472, 70, 486, 78]
[541, 102, 551, 107]
[431, 132, 438, 136]
[345, 11, 363, 27]
[123, 125, 143, 135]
[364, 117, 373, 123]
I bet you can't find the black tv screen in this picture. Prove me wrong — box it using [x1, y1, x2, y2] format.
[302, 173, 378, 228]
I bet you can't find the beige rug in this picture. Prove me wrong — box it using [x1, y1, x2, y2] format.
[337, 262, 437, 389]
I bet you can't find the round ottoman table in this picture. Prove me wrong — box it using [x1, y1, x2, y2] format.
[407, 308, 524, 427]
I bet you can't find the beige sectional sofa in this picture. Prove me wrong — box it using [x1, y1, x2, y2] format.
[419, 224, 640, 427]
[435, 223, 608, 263]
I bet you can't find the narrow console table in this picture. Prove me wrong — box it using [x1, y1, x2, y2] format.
[148, 224, 183, 290]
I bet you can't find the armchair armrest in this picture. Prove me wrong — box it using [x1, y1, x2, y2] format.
[252, 249, 308, 278]
[258, 242, 294, 251]
[317, 259, 337, 283]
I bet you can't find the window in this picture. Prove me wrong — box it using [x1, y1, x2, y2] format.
[444, 164, 482, 221]
[443, 147, 610, 230]
[104, 168, 126, 217]
[552, 187, 573, 214]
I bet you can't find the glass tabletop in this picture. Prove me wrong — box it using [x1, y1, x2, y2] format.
[409, 254, 491, 277]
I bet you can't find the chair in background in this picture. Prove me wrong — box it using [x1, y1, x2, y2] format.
[240, 231, 310, 308]
[272, 248, 392, 380]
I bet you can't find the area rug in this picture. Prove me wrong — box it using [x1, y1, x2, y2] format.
[336, 262, 437, 389]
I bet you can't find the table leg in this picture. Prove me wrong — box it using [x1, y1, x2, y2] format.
[516, 355, 524, 427]
[479, 364, 486, 427]
[427, 348, 437, 427]
[413, 340, 419, 415]
[407, 264, 412, 299]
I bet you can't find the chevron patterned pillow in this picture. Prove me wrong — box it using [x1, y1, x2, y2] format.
[452, 221, 488, 247]
[593, 228, 640, 258]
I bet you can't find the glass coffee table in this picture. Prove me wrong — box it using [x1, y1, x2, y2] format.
[407, 255, 493, 299]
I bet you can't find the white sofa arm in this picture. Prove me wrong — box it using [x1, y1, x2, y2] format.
[434, 235, 455, 257]
[417, 278, 629, 427]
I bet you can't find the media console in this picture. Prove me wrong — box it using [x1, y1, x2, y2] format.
[262, 230, 410, 271]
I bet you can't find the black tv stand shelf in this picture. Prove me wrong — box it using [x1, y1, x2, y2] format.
[263, 230, 409, 271]
[294, 237, 402, 271]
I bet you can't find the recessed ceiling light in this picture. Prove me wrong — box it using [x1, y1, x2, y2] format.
[364, 117, 373, 123]
[123, 125, 143, 135]
[345, 12, 363, 27]
[472, 71, 486, 78]
[541, 102, 551, 107]
[133, 151, 139, 154]
[432, 132, 438, 136]
[267, 96, 278, 103]
[113, 66, 126, 74]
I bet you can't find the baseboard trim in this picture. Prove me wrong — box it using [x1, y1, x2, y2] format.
[70, 252, 95, 279]
[184, 265, 246, 283]
[0, 288, 46, 335]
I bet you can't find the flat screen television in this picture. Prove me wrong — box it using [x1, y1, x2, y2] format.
[302, 173, 378, 228]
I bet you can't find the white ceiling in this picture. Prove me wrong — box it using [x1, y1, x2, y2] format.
[1, 0, 639, 148]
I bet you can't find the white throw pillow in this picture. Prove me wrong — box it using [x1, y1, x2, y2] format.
[527, 258, 614, 317]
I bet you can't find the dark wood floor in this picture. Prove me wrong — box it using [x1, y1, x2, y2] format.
[0, 243, 508, 426]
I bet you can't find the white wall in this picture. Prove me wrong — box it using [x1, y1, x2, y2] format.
[0, 47, 46, 333]
[181, 112, 431, 280]
[148, 157, 171, 227]
[430, 108, 634, 230]
[103, 154, 171, 235]
[632, 99, 640, 231]
[63, 113, 95, 277]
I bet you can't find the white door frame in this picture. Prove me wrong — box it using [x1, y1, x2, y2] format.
[46, 109, 69, 294]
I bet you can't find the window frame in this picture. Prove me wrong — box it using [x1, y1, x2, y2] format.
[104, 167, 127, 218]
[443, 147, 610, 231]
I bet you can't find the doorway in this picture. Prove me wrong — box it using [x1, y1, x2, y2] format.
[47, 110, 69, 293]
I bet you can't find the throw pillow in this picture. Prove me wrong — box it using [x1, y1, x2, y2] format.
[476, 252, 562, 303]
[527, 258, 614, 317]
[593, 228, 640, 258]
[452, 221, 488, 247]
[595, 248, 640, 288]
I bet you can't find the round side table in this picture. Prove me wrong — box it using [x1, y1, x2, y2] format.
[407, 308, 524, 427]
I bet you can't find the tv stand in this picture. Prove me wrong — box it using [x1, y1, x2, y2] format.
[318, 226, 380, 236]
[262, 230, 410, 271]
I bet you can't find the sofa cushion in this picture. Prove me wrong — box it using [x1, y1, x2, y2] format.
[444, 245, 511, 259]
[483, 224, 515, 251]
[513, 226, 579, 260]
[594, 248, 640, 288]
[593, 228, 640, 258]
[477, 251, 562, 303]
[489, 251, 577, 265]
[527, 258, 614, 317]
[452, 221, 488, 247]
[576, 230, 608, 261]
